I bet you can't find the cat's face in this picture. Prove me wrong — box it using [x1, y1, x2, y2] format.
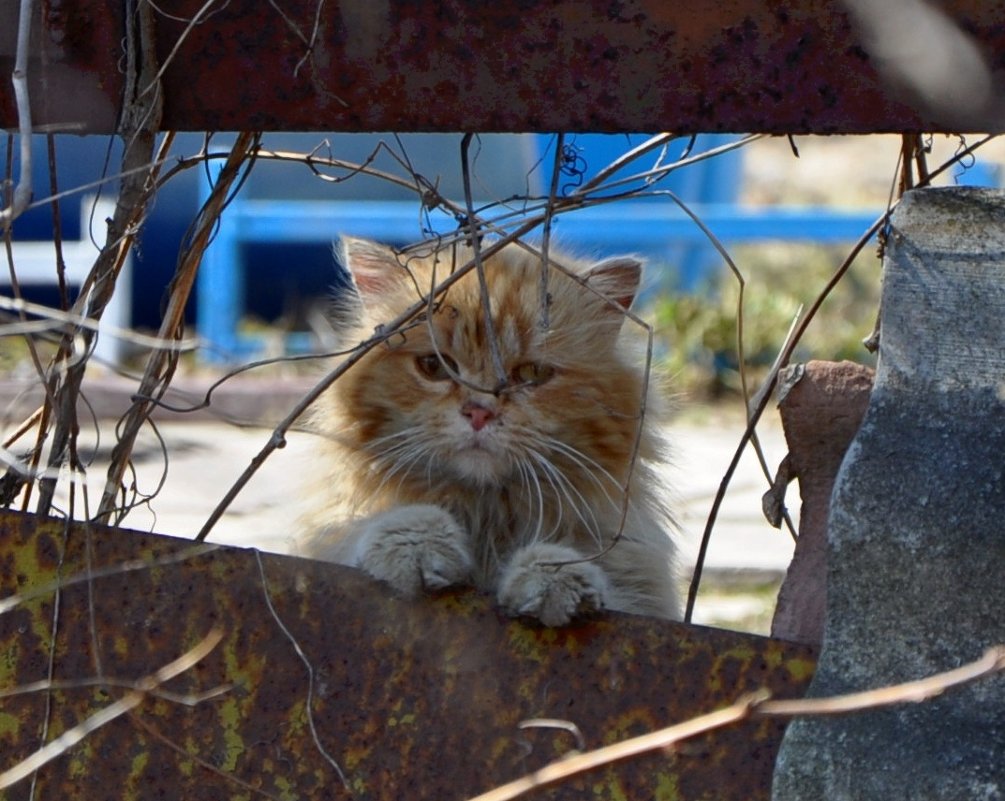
[331, 239, 648, 490]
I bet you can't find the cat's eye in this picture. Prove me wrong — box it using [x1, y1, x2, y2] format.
[511, 361, 556, 387]
[415, 353, 458, 381]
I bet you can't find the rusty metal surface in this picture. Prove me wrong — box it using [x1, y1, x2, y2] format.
[3, 1, 1005, 134]
[0, 0, 123, 133]
[0, 510, 817, 800]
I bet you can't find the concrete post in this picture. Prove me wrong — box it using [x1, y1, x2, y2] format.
[772, 187, 1005, 800]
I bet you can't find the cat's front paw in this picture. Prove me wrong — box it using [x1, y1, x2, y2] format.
[497, 544, 610, 627]
[353, 505, 474, 596]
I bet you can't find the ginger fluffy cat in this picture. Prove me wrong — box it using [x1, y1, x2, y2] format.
[299, 237, 680, 626]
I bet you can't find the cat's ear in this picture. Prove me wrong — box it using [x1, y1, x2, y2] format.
[584, 257, 642, 312]
[339, 237, 408, 299]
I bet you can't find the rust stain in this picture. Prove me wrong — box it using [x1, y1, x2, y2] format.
[0, 510, 816, 800]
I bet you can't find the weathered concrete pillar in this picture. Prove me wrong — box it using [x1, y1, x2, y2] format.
[772, 187, 1005, 800]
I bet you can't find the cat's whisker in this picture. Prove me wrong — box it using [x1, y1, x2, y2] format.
[516, 457, 547, 545]
[539, 437, 625, 513]
[360, 432, 423, 470]
[367, 448, 422, 491]
[365, 428, 438, 461]
[513, 430, 621, 533]
[540, 436, 623, 490]
[524, 448, 601, 549]
[364, 428, 416, 449]
[543, 475, 599, 550]
[367, 436, 441, 500]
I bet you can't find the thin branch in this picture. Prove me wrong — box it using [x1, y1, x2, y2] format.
[0, 295, 200, 351]
[461, 134, 509, 391]
[682, 133, 998, 622]
[1, 405, 43, 450]
[17, 155, 172, 215]
[45, 135, 71, 310]
[573, 132, 677, 195]
[684, 209, 888, 622]
[0, 674, 230, 706]
[0, 628, 225, 792]
[0, 0, 34, 227]
[466, 645, 1005, 801]
[762, 645, 1005, 716]
[27, 517, 69, 801]
[537, 133, 565, 331]
[573, 134, 763, 198]
[137, 0, 222, 102]
[518, 718, 586, 752]
[33, 0, 168, 518]
[95, 131, 260, 524]
[467, 694, 766, 801]
[126, 712, 286, 801]
[0, 543, 220, 616]
[254, 551, 349, 789]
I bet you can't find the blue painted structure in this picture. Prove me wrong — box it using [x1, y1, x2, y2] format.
[195, 134, 885, 362]
[6, 133, 998, 365]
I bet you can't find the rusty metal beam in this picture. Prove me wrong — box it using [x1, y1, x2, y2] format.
[0, 510, 816, 800]
[2, 1, 1004, 135]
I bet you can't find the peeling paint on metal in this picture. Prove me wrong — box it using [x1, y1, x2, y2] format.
[1, 510, 816, 800]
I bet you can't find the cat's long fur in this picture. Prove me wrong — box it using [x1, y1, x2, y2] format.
[299, 238, 680, 625]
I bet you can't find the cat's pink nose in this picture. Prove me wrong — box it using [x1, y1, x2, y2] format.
[461, 401, 497, 431]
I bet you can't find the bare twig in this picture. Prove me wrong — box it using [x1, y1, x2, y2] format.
[27, 517, 69, 801]
[126, 713, 286, 801]
[0, 674, 229, 706]
[461, 134, 509, 391]
[254, 551, 349, 789]
[0, 543, 220, 616]
[537, 133, 565, 331]
[138, 0, 221, 102]
[466, 646, 1005, 801]
[0, 628, 225, 791]
[1, 406, 43, 450]
[762, 645, 1005, 716]
[518, 718, 587, 752]
[0, 295, 199, 351]
[33, 0, 168, 518]
[684, 209, 888, 622]
[0, 0, 34, 227]
[572, 133, 676, 195]
[467, 694, 766, 801]
[95, 131, 260, 523]
[573, 134, 763, 198]
[45, 135, 71, 310]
